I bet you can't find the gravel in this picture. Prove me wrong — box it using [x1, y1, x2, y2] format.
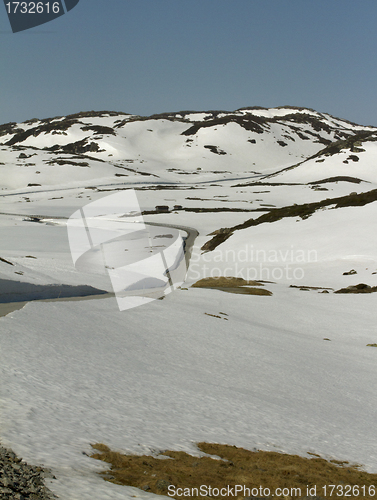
[0, 443, 57, 499]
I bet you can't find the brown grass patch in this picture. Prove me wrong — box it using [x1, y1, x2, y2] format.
[191, 277, 272, 296]
[90, 442, 377, 499]
[192, 276, 263, 288]
[215, 286, 272, 295]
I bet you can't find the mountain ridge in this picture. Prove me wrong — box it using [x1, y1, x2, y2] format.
[1, 106, 377, 192]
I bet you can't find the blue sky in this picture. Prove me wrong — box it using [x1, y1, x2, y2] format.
[1, 0, 377, 125]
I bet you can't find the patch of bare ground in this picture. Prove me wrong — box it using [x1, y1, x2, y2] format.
[334, 283, 377, 294]
[191, 277, 272, 296]
[214, 286, 272, 295]
[289, 285, 334, 292]
[290, 284, 377, 294]
[204, 312, 228, 320]
[184, 207, 255, 213]
[0, 257, 14, 266]
[192, 277, 262, 288]
[90, 442, 377, 499]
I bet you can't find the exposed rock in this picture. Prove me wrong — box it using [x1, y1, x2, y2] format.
[156, 479, 171, 491]
[343, 269, 357, 275]
[204, 145, 227, 155]
[334, 283, 377, 294]
[0, 443, 56, 499]
[0, 257, 14, 266]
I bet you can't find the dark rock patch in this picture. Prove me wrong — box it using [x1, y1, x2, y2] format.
[5, 119, 80, 146]
[308, 176, 365, 185]
[49, 139, 100, 155]
[0, 122, 25, 137]
[335, 283, 377, 294]
[45, 159, 89, 167]
[346, 155, 359, 162]
[204, 145, 227, 155]
[80, 125, 116, 136]
[0, 257, 14, 266]
[181, 114, 267, 136]
[0, 443, 56, 499]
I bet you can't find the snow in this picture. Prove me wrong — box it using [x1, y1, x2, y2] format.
[237, 107, 320, 118]
[1, 107, 377, 499]
[271, 142, 377, 184]
[1, 289, 377, 500]
[184, 113, 212, 122]
[2, 106, 374, 193]
[187, 202, 377, 288]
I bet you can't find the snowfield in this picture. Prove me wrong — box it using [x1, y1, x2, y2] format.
[0, 106, 377, 499]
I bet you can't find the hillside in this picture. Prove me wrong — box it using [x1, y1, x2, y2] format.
[1, 106, 376, 190]
[0, 107, 377, 500]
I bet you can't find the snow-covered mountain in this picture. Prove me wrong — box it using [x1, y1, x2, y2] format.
[1, 107, 377, 500]
[1, 106, 377, 190]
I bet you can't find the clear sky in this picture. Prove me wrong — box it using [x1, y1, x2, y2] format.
[1, 0, 377, 126]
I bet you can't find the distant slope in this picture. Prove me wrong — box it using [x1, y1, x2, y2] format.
[1, 106, 376, 191]
[201, 188, 377, 252]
